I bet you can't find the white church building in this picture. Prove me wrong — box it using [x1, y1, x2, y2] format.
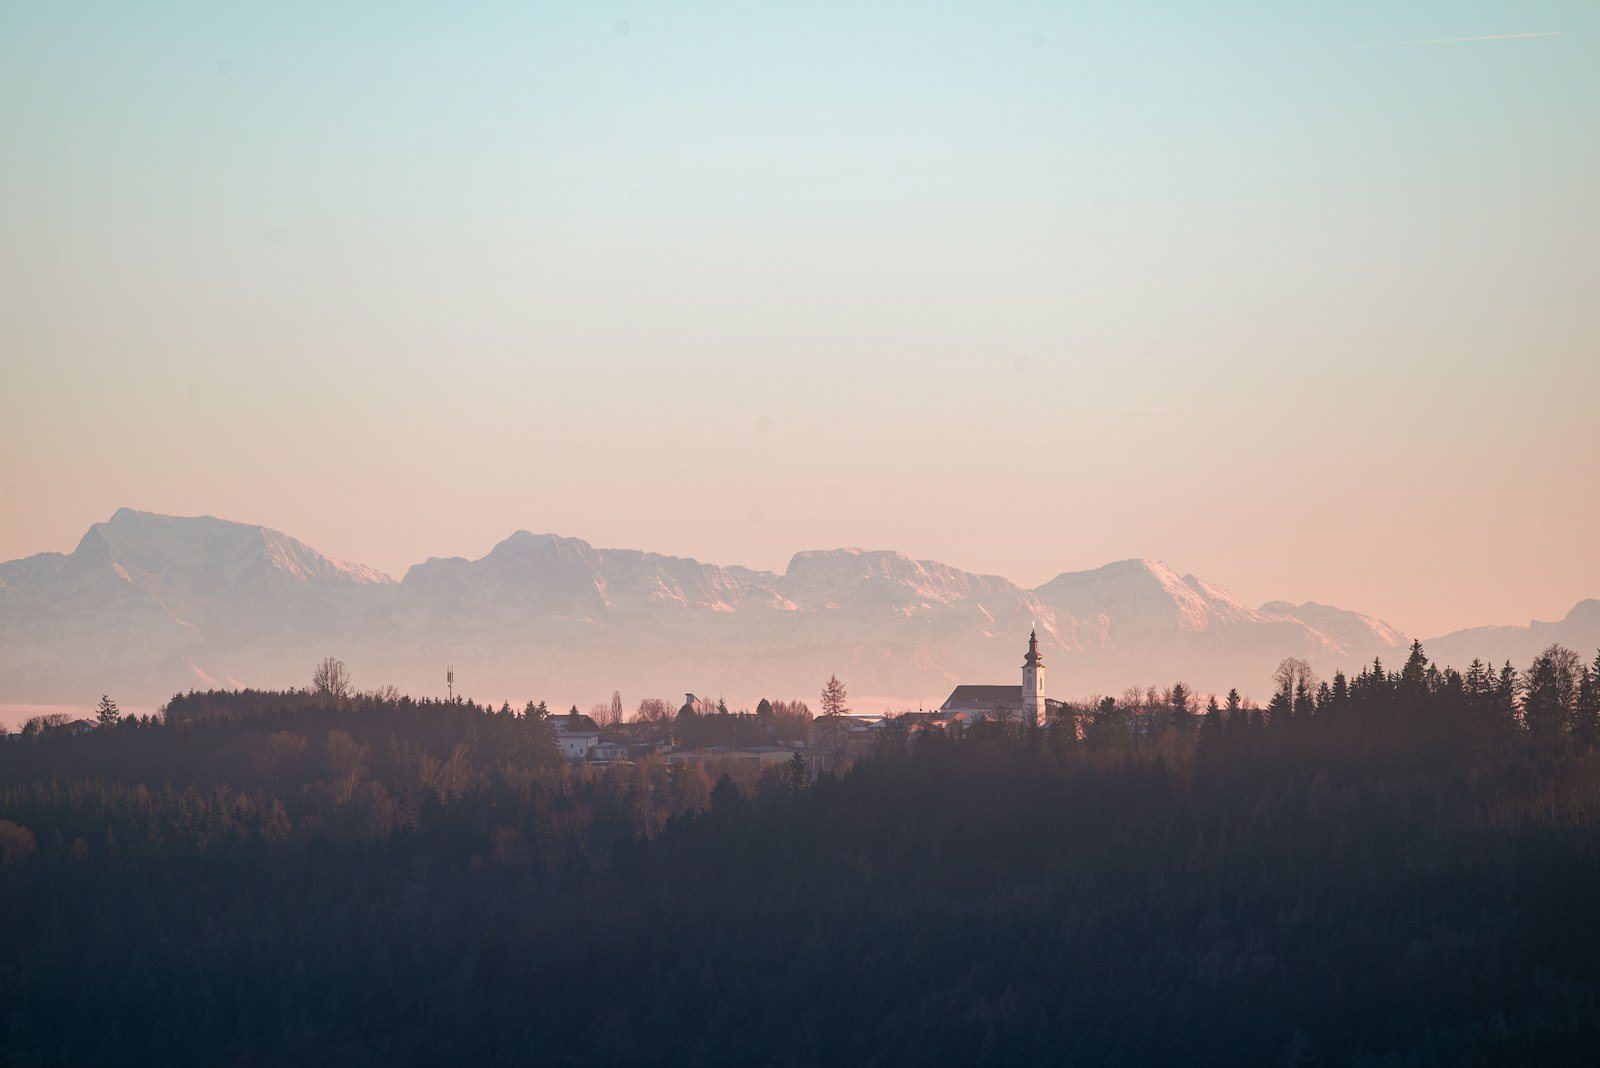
[936, 629, 1065, 728]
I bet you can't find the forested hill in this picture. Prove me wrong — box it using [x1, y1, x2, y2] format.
[2, 645, 1600, 1065]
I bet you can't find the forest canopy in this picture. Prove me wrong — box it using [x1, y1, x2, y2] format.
[1, 642, 1598, 1065]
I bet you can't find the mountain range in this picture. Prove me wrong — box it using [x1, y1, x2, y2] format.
[2, 509, 1596, 714]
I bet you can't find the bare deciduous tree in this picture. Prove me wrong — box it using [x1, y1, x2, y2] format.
[988, 699, 1019, 731]
[22, 713, 72, 737]
[312, 657, 353, 700]
[770, 700, 813, 742]
[1273, 658, 1319, 703]
[254, 730, 308, 790]
[636, 697, 673, 723]
[772, 699, 812, 720]
[0, 820, 38, 864]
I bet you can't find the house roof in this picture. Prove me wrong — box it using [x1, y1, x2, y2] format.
[550, 712, 600, 734]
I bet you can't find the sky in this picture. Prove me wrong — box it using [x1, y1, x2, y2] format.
[1, 1, 1596, 640]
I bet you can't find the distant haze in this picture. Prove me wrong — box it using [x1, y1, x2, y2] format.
[2, 3, 1596, 640]
[3, 509, 1596, 728]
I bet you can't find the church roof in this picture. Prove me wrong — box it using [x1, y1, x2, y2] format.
[940, 685, 1023, 711]
[939, 686, 1068, 714]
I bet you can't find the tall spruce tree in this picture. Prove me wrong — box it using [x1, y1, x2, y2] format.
[1198, 696, 1223, 754]
[1329, 671, 1350, 715]
[1574, 651, 1600, 751]
[1400, 640, 1429, 697]
[1266, 689, 1291, 726]
[1169, 682, 1192, 732]
[1293, 678, 1315, 719]
[786, 751, 809, 796]
[1495, 662, 1520, 726]
[94, 695, 120, 728]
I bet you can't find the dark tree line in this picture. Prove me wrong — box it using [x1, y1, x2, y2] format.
[1, 644, 1599, 1064]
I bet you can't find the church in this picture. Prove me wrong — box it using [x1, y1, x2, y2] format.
[937, 629, 1065, 728]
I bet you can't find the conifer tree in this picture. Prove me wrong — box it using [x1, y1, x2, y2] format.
[1367, 658, 1389, 697]
[820, 674, 850, 718]
[1464, 659, 1491, 705]
[1198, 696, 1223, 755]
[1329, 671, 1349, 715]
[1572, 651, 1600, 751]
[710, 774, 744, 817]
[1223, 688, 1244, 733]
[1222, 693, 1248, 735]
[1169, 682, 1192, 732]
[95, 695, 120, 728]
[1293, 678, 1315, 719]
[1495, 662, 1520, 726]
[1088, 695, 1124, 746]
[1266, 689, 1291, 727]
[1400, 640, 1429, 697]
[786, 751, 809, 796]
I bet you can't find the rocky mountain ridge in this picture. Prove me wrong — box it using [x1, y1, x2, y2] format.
[1, 509, 1591, 713]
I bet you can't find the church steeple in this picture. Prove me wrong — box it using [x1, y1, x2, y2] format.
[1021, 628, 1046, 727]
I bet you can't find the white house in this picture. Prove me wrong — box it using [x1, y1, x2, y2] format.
[547, 710, 601, 760]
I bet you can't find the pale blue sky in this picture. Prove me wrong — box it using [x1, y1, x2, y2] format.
[2, 2, 1596, 636]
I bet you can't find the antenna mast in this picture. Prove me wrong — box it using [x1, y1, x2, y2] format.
[447, 666, 454, 702]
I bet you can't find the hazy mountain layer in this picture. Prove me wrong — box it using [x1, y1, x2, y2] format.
[1, 509, 1590, 712]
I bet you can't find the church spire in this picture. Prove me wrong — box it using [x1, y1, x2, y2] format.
[1021, 628, 1046, 728]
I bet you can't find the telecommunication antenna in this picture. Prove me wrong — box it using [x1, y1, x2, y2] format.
[447, 666, 455, 702]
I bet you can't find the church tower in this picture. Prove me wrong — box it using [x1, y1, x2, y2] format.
[1021, 628, 1045, 727]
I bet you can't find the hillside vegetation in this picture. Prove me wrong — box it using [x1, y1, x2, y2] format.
[1, 644, 1598, 1065]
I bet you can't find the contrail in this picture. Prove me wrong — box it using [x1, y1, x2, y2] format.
[1369, 30, 1561, 47]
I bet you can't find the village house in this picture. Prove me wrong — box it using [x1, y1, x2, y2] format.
[547, 709, 601, 760]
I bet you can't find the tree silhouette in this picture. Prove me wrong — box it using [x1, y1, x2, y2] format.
[311, 657, 352, 700]
[1524, 644, 1582, 741]
[785, 751, 810, 796]
[820, 674, 850, 718]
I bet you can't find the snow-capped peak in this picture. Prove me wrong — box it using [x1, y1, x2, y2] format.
[89, 509, 394, 587]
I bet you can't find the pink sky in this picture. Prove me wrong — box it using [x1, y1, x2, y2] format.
[2, 3, 1596, 640]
